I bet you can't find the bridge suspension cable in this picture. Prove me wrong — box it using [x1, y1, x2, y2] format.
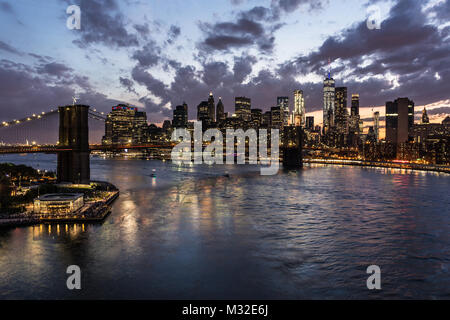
[0, 109, 59, 129]
[88, 109, 106, 121]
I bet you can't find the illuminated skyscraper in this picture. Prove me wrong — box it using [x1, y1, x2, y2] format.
[373, 111, 380, 141]
[208, 92, 215, 122]
[293, 90, 305, 126]
[216, 97, 225, 122]
[421, 107, 430, 124]
[197, 100, 211, 128]
[323, 72, 335, 133]
[277, 96, 289, 127]
[102, 105, 148, 145]
[386, 98, 415, 144]
[251, 109, 263, 128]
[334, 87, 348, 134]
[351, 94, 359, 117]
[235, 96, 251, 121]
[349, 94, 360, 134]
[173, 102, 188, 128]
[271, 106, 282, 129]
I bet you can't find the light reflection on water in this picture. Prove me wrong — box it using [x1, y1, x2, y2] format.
[0, 154, 449, 299]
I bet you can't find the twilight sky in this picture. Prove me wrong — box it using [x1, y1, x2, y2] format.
[0, 0, 449, 142]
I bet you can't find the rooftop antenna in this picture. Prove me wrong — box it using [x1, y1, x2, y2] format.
[327, 58, 331, 79]
[72, 96, 78, 106]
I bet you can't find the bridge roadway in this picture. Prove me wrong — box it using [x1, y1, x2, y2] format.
[0, 144, 176, 154]
[0, 144, 342, 154]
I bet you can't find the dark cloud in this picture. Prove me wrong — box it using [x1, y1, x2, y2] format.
[131, 40, 162, 68]
[198, 0, 325, 54]
[425, 106, 450, 116]
[62, 0, 139, 48]
[199, 17, 275, 53]
[274, 0, 327, 14]
[119, 76, 137, 94]
[133, 23, 150, 40]
[233, 54, 257, 83]
[167, 25, 181, 44]
[37, 62, 73, 78]
[0, 41, 21, 55]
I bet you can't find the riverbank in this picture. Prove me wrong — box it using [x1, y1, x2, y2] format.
[0, 190, 119, 228]
[304, 158, 450, 174]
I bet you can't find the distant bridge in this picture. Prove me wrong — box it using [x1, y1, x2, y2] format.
[0, 143, 176, 154]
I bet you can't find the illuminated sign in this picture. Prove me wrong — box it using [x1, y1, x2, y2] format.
[112, 105, 137, 111]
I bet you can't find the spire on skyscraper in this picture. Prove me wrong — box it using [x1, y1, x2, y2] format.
[327, 58, 331, 79]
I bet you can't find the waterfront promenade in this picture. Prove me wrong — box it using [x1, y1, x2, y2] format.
[304, 158, 450, 174]
[0, 190, 119, 227]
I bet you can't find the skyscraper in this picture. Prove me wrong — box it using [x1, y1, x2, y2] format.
[294, 90, 305, 126]
[351, 94, 359, 117]
[306, 116, 314, 130]
[251, 109, 263, 128]
[216, 97, 225, 122]
[197, 100, 211, 128]
[349, 94, 360, 134]
[235, 96, 251, 121]
[208, 92, 215, 122]
[421, 107, 430, 124]
[323, 73, 335, 133]
[262, 111, 271, 127]
[270, 106, 282, 129]
[386, 98, 415, 144]
[173, 102, 188, 128]
[102, 104, 148, 145]
[334, 87, 348, 134]
[277, 96, 289, 126]
[373, 111, 380, 141]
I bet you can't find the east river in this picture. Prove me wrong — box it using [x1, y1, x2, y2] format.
[0, 153, 449, 299]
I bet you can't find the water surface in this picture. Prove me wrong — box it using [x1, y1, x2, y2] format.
[0, 154, 449, 299]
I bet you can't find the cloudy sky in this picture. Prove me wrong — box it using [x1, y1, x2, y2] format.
[0, 0, 449, 142]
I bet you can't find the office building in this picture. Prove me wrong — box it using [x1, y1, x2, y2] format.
[323, 73, 335, 132]
[350, 94, 360, 133]
[334, 87, 348, 134]
[373, 111, 380, 141]
[421, 107, 430, 124]
[172, 102, 188, 128]
[197, 100, 211, 128]
[208, 92, 215, 122]
[216, 97, 225, 123]
[277, 96, 289, 126]
[235, 97, 251, 121]
[293, 90, 305, 126]
[385, 97, 415, 144]
[306, 116, 314, 130]
[102, 104, 148, 145]
[271, 106, 282, 129]
[251, 109, 263, 128]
